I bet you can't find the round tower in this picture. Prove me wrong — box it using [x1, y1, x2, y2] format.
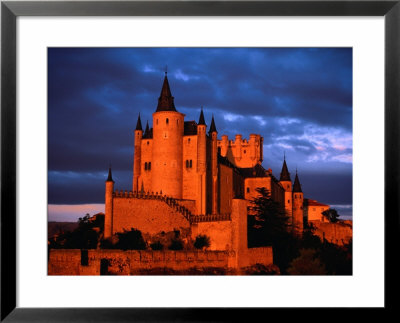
[279, 156, 293, 224]
[151, 73, 184, 198]
[197, 108, 207, 215]
[104, 167, 114, 239]
[292, 170, 304, 234]
[133, 114, 143, 192]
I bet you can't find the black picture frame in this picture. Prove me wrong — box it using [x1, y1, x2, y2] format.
[1, 0, 398, 321]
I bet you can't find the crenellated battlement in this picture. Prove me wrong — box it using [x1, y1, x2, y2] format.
[217, 134, 263, 168]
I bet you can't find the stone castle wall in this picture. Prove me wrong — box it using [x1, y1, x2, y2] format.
[112, 197, 191, 236]
[311, 220, 353, 245]
[48, 247, 273, 276]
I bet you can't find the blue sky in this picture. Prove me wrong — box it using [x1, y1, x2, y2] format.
[48, 48, 352, 215]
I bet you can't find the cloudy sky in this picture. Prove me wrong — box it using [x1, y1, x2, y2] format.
[48, 48, 352, 221]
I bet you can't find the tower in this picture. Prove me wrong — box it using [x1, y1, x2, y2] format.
[292, 170, 304, 233]
[104, 167, 114, 238]
[279, 156, 292, 223]
[197, 107, 207, 214]
[209, 115, 218, 215]
[151, 73, 184, 198]
[133, 114, 143, 192]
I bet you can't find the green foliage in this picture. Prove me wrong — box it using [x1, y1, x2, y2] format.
[322, 208, 340, 223]
[193, 234, 211, 250]
[114, 228, 147, 251]
[168, 238, 184, 250]
[287, 249, 327, 275]
[248, 187, 291, 246]
[150, 241, 164, 250]
[49, 213, 103, 249]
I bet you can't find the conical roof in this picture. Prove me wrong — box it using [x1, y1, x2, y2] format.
[209, 115, 217, 133]
[143, 121, 151, 138]
[106, 167, 114, 182]
[156, 74, 176, 112]
[293, 171, 302, 193]
[198, 108, 206, 125]
[135, 114, 142, 131]
[280, 159, 291, 181]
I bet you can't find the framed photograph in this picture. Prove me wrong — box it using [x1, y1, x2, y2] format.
[1, 0, 398, 320]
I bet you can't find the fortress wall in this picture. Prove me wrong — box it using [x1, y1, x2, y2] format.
[48, 249, 230, 275]
[191, 221, 233, 250]
[311, 221, 353, 245]
[242, 247, 273, 268]
[112, 197, 190, 235]
[182, 135, 198, 201]
[244, 177, 271, 201]
[218, 164, 233, 214]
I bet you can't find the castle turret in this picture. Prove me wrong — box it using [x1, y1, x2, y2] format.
[279, 156, 292, 223]
[209, 115, 218, 215]
[151, 73, 184, 198]
[104, 167, 114, 239]
[133, 114, 143, 192]
[197, 107, 207, 214]
[292, 170, 304, 233]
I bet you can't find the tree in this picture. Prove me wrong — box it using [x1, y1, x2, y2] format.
[193, 235, 211, 250]
[150, 241, 164, 250]
[322, 208, 340, 223]
[248, 187, 291, 246]
[287, 249, 327, 275]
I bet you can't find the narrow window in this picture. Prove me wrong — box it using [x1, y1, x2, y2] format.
[244, 150, 246, 154]
[148, 162, 151, 170]
[190, 160, 192, 168]
[288, 200, 290, 204]
[166, 118, 169, 125]
[156, 119, 158, 125]
[147, 141, 149, 145]
[247, 187, 250, 193]
[144, 162, 148, 171]
[186, 160, 189, 168]
[188, 138, 191, 144]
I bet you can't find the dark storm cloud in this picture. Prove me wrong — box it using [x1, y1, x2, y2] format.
[48, 48, 352, 206]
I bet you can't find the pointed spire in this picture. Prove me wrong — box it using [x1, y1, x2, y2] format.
[280, 158, 291, 181]
[135, 113, 142, 131]
[143, 121, 150, 138]
[293, 170, 302, 193]
[106, 167, 114, 182]
[156, 73, 177, 112]
[209, 115, 217, 133]
[198, 107, 206, 125]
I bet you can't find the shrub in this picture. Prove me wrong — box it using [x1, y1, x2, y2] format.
[193, 234, 211, 250]
[168, 238, 183, 250]
[150, 241, 164, 250]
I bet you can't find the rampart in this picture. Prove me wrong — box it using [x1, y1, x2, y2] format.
[48, 247, 273, 275]
[311, 220, 352, 245]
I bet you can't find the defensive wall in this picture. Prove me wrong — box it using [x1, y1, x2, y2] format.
[310, 220, 353, 246]
[49, 199, 273, 275]
[48, 247, 273, 275]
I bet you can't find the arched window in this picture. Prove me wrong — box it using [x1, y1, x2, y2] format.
[166, 118, 169, 125]
[148, 162, 151, 170]
[189, 160, 192, 168]
[186, 160, 189, 168]
[144, 162, 148, 170]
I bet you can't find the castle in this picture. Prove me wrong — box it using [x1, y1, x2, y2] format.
[102, 73, 331, 252]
